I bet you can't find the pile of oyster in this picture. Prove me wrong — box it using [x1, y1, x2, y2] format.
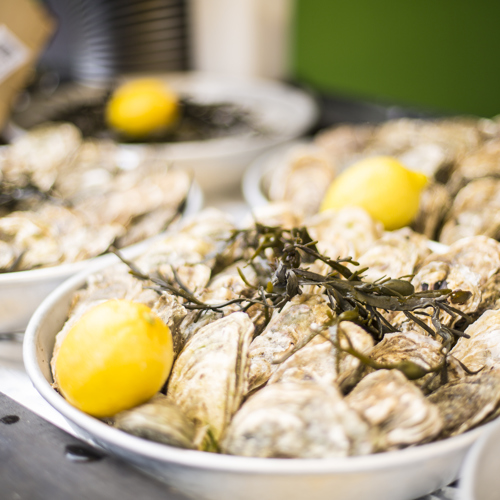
[0, 123, 191, 272]
[265, 116, 500, 245]
[51, 205, 500, 458]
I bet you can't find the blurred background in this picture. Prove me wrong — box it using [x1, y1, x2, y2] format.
[5, 0, 500, 130]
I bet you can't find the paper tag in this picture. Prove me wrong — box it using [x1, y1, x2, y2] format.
[0, 24, 30, 84]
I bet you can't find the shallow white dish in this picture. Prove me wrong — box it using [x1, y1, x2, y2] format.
[458, 414, 500, 500]
[24, 257, 493, 500]
[0, 182, 202, 334]
[11, 72, 318, 194]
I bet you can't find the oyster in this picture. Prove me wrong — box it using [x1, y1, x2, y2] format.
[112, 394, 196, 449]
[450, 309, 500, 373]
[428, 369, 500, 438]
[266, 144, 336, 216]
[448, 139, 500, 195]
[151, 294, 188, 356]
[357, 227, 430, 283]
[411, 182, 452, 240]
[345, 369, 443, 451]
[2, 122, 82, 191]
[422, 235, 500, 287]
[222, 381, 373, 458]
[246, 294, 333, 393]
[314, 123, 375, 166]
[338, 330, 444, 393]
[247, 202, 304, 230]
[167, 312, 254, 446]
[0, 126, 193, 271]
[364, 118, 485, 181]
[268, 321, 374, 386]
[476, 272, 500, 315]
[439, 178, 500, 244]
[305, 207, 383, 259]
[135, 208, 237, 276]
[391, 261, 482, 339]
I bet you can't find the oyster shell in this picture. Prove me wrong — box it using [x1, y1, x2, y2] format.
[3, 123, 82, 191]
[357, 227, 430, 283]
[411, 182, 452, 240]
[266, 144, 336, 216]
[167, 312, 254, 446]
[439, 179, 500, 244]
[135, 208, 237, 275]
[267, 321, 374, 386]
[246, 294, 333, 393]
[305, 207, 383, 259]
[422, 235, 500, 287]
[151, 294, 188, 356]
[448, 139, 500, 195]
[338, 330, 444, 393]
[391, 261, 482, 339]
[364, 118, 485, 181]
[476, 272, 500, 315]
[428, 369, 500, 438]
[345, 369, 443, 451]
[112, 394, 196, 449]
[314, 123, 375, 166]
[222, 381, 373, 458]
[450, 309, 500, 373]
[247, 202, 304, 230]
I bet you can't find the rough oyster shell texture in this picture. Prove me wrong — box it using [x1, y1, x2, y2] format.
[264, 116, 500, 246]
[0, 123, 192, 271]
[48, 129, 500, 463]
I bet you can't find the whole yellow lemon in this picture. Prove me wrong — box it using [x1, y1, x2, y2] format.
[54, 299, 173, 418]
[105, 79, 179, 138]
[320, 156, 428, 230]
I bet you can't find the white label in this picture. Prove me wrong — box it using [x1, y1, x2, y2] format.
[0, 24, 30, 84]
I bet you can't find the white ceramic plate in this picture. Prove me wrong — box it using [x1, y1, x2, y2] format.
[11, 72, 319, 194]
[23, 256, 493, 500]
[0, 182, 202, 335]
[458, 415, 500, 500]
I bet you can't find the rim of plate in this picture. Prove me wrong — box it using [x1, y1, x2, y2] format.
[458, 416, 500, 500]
[23, 257, 489, 475]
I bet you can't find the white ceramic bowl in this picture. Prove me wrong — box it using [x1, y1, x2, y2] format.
[458, 416, 500, 500]
[11, 73, 318, 194]
[23, 258, 494, 500]
[0, 182, 202, 335]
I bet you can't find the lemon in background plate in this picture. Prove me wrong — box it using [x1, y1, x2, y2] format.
[54, 299, 173, 418]
[105, 78, 179, 138]
[320, 156, 428, 230]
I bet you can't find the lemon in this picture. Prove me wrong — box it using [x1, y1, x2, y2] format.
[320, 156, 428, 230]
[54, 299, 174, 418]
[105, 78, 179, 138]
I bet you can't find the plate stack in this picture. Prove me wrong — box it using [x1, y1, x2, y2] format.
[41, 0, 189, 83]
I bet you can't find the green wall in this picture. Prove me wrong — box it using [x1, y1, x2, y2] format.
[291, 1, 500, 117]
